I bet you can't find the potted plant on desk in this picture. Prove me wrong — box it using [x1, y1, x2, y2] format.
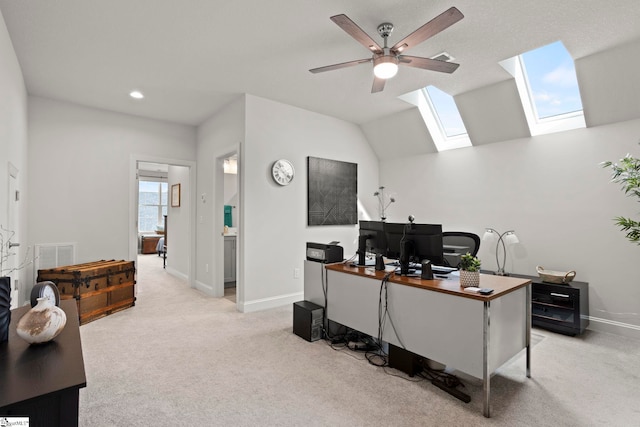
[459, 253, 481, 288]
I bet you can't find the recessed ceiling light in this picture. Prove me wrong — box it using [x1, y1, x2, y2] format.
[129, 90, 144, 99]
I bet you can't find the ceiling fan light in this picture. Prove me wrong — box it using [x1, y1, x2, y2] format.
[373, 55, 399, 79]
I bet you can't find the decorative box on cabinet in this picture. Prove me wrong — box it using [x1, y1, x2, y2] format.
[37, 260, 136, 325]
[510, 273, 589, 335]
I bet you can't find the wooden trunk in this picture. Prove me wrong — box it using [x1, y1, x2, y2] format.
[37, 260, 136, 325]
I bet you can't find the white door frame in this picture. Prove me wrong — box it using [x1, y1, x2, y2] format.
[213, 144, 242, 307]
[7, 162, 20, 308]
[129, 155, 197, 288]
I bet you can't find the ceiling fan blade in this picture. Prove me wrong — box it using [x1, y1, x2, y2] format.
[309, 58, 372, 74]
[399, 55, 460, 73]
[391, 7, 464, 53]
[330, 14, 383, 54]
[371, 76, 386, 93]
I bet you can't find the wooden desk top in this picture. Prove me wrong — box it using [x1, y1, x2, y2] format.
[0, 299, 87, 408]
[325, 263, 531, 301]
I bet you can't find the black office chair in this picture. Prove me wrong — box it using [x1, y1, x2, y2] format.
[442, 232, 481, 267]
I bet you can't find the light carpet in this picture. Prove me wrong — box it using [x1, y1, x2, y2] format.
[78, 254, 640, 426]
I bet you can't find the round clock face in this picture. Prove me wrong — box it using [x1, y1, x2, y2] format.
[31, 281, 60, 307]
[272, 159, 295, 186]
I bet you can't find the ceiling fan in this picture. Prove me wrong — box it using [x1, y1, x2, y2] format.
[309, 7, 464, 93]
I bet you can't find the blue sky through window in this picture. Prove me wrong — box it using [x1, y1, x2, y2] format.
[425, 85, 467, 137]
[520, 41, 583, 119]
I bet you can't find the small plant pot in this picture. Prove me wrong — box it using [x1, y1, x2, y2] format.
[460, 270, 480, 288]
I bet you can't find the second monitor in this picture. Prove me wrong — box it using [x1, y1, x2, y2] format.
[358, 220, 387, 266]
[384, 222, 444, 275]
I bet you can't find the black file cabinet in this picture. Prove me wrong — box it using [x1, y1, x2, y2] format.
[531, 280, 589, 335]
[509, 273, 589, 336]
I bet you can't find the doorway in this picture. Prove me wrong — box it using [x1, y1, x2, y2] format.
[136, 162, 169, 275]
[223, 154, 238, 302]
[129, 156, 196, 289]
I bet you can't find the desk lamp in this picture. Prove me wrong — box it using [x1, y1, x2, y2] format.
[482, 228, 519, 276]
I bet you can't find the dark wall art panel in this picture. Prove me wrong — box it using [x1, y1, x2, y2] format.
[307, 156, 358, 226]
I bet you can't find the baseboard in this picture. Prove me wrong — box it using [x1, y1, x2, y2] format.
[239, 292, 303, 313]
[165, 266, 188, 281]
[587, 316, 640, 340]
[195, 280, 215, 296]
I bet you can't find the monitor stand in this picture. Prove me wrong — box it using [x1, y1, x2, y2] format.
[357, 235, 369, 266]
[399, 239, 413, 275]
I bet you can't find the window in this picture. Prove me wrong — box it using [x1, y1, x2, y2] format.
[501, 40, 585, 135]
[402, 86, 471, 152]
[521, 41, 583, 120]
[138, 181, 168, 232]
[398, 86, 472, 152]
[425, 85, 468, 138]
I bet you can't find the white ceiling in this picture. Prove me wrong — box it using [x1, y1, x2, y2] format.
[2, 0, 640, 126]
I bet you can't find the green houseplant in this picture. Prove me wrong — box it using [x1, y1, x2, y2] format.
[459, 253, 481, 288]
[602, 150, 640, 244]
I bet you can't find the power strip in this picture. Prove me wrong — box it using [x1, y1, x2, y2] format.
[431, 378, 471, 403]
[349, 341, 376, 351]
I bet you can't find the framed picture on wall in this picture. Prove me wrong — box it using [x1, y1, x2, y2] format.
[307, 156, 357, 225]
[171, 183, 181, 207]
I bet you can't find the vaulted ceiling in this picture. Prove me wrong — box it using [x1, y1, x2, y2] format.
[1, 0, 640, 129]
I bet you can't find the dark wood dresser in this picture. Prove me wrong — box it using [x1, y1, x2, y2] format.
[0, 300, 87, 426]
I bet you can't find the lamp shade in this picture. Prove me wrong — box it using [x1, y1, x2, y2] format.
[373, 55, 399, 79]
[504, 231, 519, 245]
[482, 229, 497, 242]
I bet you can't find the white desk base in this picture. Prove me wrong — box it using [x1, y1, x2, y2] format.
[304, 260, 531, 417]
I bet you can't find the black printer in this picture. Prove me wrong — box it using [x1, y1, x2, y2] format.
[306, 242, 344, 263]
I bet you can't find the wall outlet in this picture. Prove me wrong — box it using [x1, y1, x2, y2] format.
[294, 268, 300, 279]
[205, 263, 209, 273]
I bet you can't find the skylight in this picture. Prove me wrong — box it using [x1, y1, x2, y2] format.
[500, 40, 585, 136]
[520, 41, 583, 120]
[395, 85, 472, 152]
[425, 85, 468, 138]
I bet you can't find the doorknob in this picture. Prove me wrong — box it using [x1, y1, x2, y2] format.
[8, 242, 20, 248]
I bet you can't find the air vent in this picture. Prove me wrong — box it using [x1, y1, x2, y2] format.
[431, 51, 454, 62]
[34, 243, 76, 272]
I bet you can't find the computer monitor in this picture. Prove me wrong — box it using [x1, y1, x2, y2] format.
[357, 220, 387, 266]
[384, 222, 444, 275]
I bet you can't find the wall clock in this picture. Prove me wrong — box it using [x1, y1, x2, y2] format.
[271, 159, 295, 186]
[30, 281, 60, 307]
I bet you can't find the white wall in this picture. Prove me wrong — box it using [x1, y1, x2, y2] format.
[577, 38, 640, 127]
[27, 97, 197, 281]
[197, 95, 380, 311]
[166, 165, 190, 278]
[196, 96, 245, 295]
[241, 95, 379, 311]
[0, 9, 29, 303]
[380, 119, 640, 339]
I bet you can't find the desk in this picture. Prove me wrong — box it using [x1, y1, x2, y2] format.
[304, 261, 531, 418]
[0, 300, 87, 426]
